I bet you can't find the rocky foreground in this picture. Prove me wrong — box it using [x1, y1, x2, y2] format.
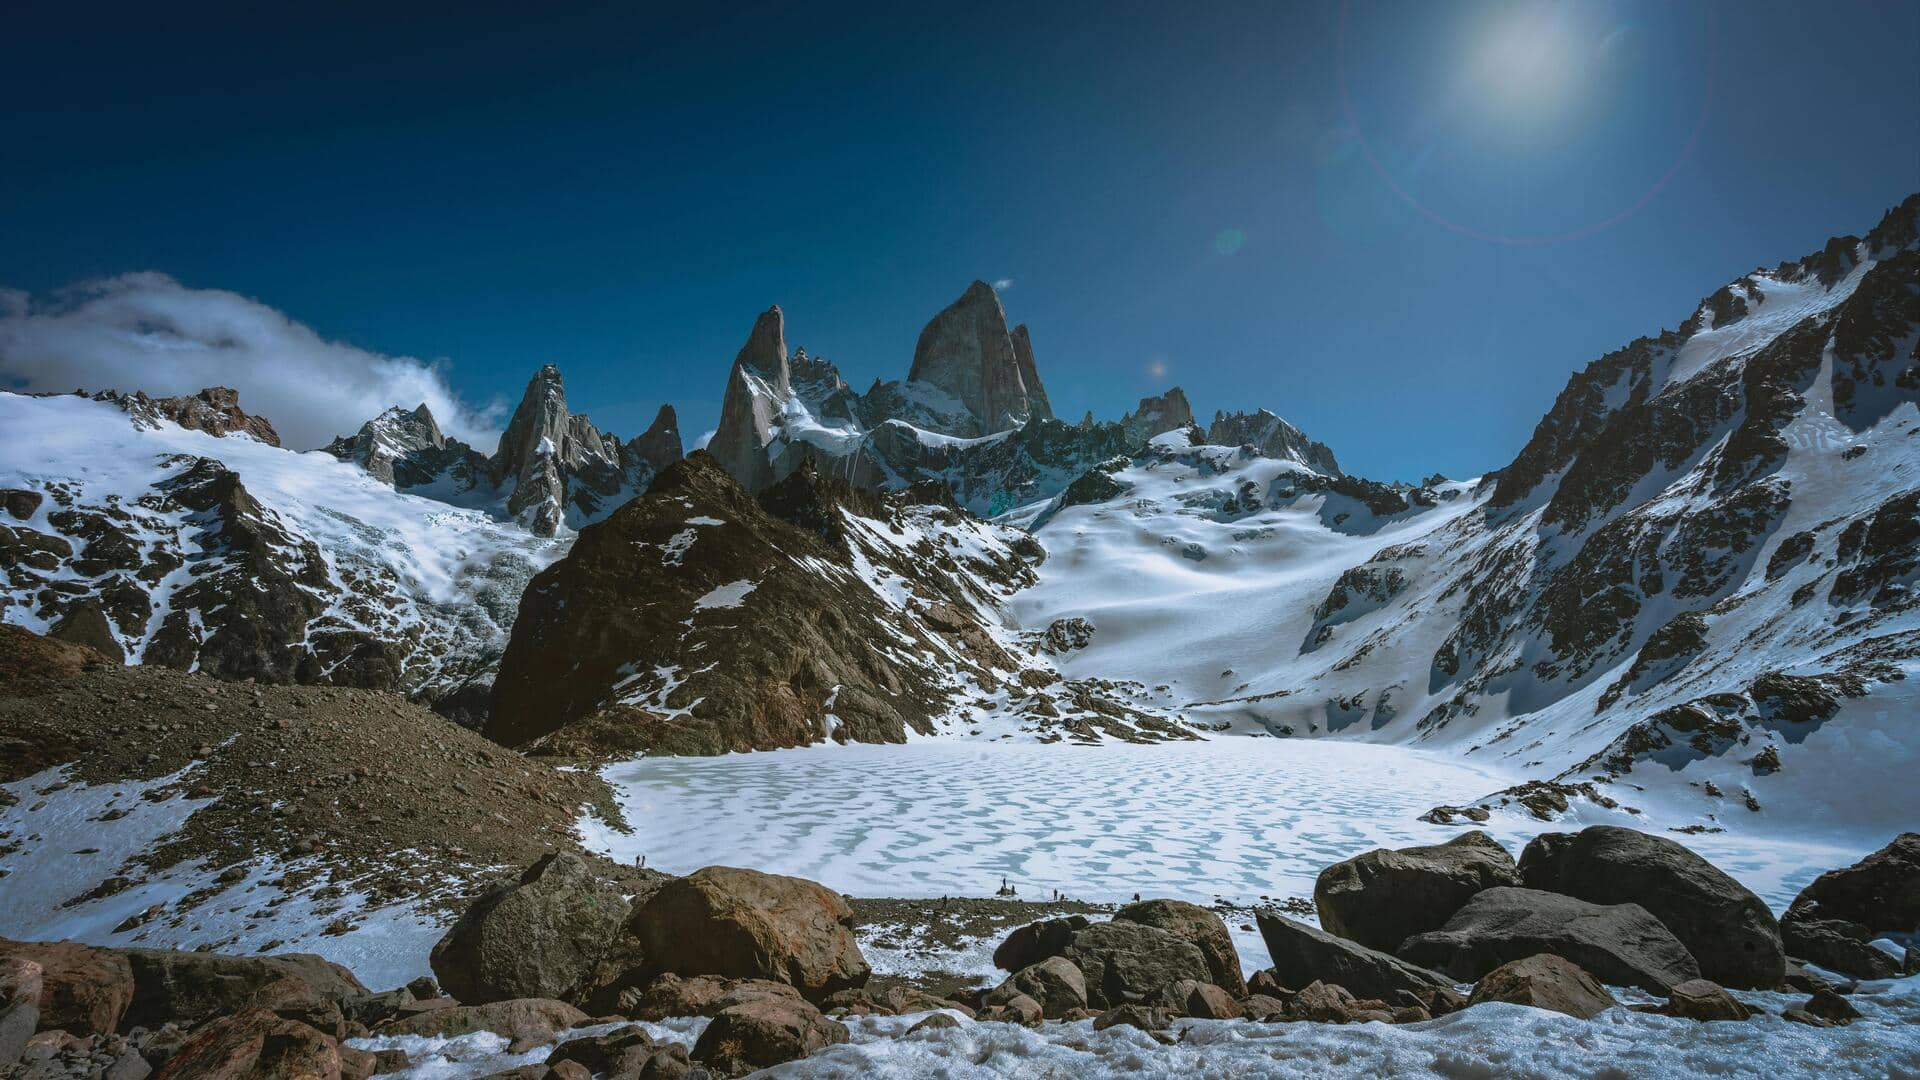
[3, 822, 1916, 1078]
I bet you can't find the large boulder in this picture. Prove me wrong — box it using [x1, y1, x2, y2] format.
[1061, 922, 1212, 1010]
[992, 916, 1089, 972]
[119, 948, 367, 1031]
[1113, 899, 1246, 996]
[1780, 832, 1920, 979]
[625, 866, 868, 1002]
[1400, 887, 1701, 993]
[1315, 832, 1521, 953]
[0, 941, 133, 1036]
[1253, 913, 1454, 1002]
[990, 957, 1087, 1019]
[691, 995, 849, 1078]
[1467, 954, 1617, 1019]
[1519, 826, 1784, 988]
[153, 1007, 339, 1080]
[430, 852, 631, 1005]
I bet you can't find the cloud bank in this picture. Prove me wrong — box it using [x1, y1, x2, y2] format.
[0, 273, 502, 451]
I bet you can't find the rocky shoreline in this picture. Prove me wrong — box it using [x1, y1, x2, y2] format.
[3, 825, 1915, 1078]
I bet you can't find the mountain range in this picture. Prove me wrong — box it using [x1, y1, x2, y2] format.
[2, 192, 1916, 828]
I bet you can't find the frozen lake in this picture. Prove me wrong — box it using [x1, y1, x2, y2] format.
[583, 739, 1877, 914]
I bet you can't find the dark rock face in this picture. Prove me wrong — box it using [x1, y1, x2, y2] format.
[429, 852, 631, 1005]
[1780, 832, 1920, 979]
[104, 386, 281, 446]
[1208, 408, 1341, 474]
[1060, 922, 1213, 1011]
[1467, 954, 1617, 1019]
[322, 403, 489, 490]
[487, 365, 679, 537]
[1518, 827, 1783, 989]
[491, 453, 1037, 753]
[1119, 388, 1195, 447]
[1314, 832, 1521, 954]
[906, 280, 1043, 437]
[1399, 887, 1702, 993]
[1112, 899, 1246, 997]
[708, 307, 793, 493]
[1253, 913, 1454, 1001]
[622, 866, 869, 1003]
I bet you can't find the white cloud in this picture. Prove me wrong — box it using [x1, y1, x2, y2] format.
[0, 273, 503, 451]
[993, 278, 1013, 291]
[693, 428, 717, 451]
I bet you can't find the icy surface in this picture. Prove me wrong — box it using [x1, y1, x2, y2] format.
[582, 741, 1875, 921]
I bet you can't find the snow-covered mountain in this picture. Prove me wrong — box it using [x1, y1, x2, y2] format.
[1012, 193, 1920, 833]
[2, 194, 1915, 834]
[705, 282, 1200, 513]
[0, 391, 565, 723]
[322, 363, 683, 537]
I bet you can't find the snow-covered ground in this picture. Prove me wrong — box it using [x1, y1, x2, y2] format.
[0, 766, 447, 991]
[349, 983, 1920, 1080]
[581, 741, 1883, 941]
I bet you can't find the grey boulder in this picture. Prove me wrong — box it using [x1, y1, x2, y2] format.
[1315, 831, 1521, 953]
[1399, 887, 1701, 994]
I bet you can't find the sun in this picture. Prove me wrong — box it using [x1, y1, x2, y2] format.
[1465, 6, 1585, 124]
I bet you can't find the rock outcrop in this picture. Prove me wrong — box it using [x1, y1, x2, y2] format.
[487, 364, 680, 537]
[1119, 388, 1195, 447]
[708, 307, 794, 493]
[1208, 407, 1341, 474]
[322, 403, 488, 489]
[490, 452, 1053, 753]
[105, 386, 282, 445]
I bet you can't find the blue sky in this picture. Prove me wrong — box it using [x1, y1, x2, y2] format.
[2, 1, 1916, 479]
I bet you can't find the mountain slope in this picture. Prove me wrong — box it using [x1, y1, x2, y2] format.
[0, 390, 563, 720]
[1015, 194, 1920, 834]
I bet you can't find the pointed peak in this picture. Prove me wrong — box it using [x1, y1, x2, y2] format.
[648, 402, 678, 430]
[963, 279, 998, 299]
[733, 305, 791, 393]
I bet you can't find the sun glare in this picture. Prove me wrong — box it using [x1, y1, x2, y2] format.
[1466, 7, 1583, 123]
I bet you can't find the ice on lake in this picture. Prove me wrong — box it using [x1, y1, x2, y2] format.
[582, 739, 1877, 916]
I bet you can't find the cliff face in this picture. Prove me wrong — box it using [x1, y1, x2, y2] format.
[906, 280, 1044, 437]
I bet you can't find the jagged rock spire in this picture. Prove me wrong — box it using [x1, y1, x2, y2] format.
[907, 280, 1039, 436]
[1119, 387, 1195, 446]
[1010, 324, 1052, 422]
[493, 365, 573, 535]
[709, 306, 792, 492]
[629, 403, 683, 472]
